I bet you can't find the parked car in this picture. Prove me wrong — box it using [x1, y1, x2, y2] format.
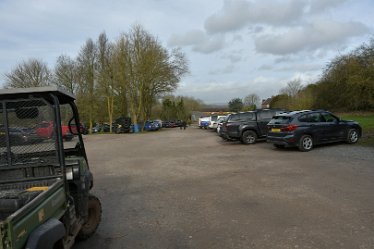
[144, 120, 160, 131]
[175, 120, 183, 127]
[153, 120, 162, 129]
[114, 117, 132, 133]
[216, 116, 228, 135]
[220, 109, 286, 144]
[198, 117, 210, 129]
[266, 110, 362, 152]
[0, 126, 43, 146]
[35, 121, 74, 141]
[92, 123, 102, 133]
[211, 116, 226, 130]
[80, 123, 89, 135]
[162, 120, 177, 128]
[162, 121, 169, 128]
[102, 123, 118, 132]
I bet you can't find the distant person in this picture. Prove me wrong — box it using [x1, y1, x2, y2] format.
[182, 120, 187, 130]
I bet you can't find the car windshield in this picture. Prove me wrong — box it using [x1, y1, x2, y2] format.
[268, 116, 292, 125]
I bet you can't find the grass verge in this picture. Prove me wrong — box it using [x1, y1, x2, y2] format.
[339, 113, 374, 147]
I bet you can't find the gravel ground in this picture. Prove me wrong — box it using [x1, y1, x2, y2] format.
[73, 126, 374, 249]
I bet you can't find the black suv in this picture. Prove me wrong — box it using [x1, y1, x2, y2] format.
[221, 109, 286, 144]
[266, 110, 362, 152]
[114, 117, 132, 133]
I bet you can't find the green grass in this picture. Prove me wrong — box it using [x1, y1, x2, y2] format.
[339, 113, 374, 147]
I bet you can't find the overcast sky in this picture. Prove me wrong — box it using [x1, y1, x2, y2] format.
[0, 0, 373, 104]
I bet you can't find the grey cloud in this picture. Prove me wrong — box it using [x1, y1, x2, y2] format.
[193, 36, 226, 53]
[204, 0, 307, 34]
[168, 30, 206, 46]
[221, 50, 244, 63]
[258, 64, 274, 70]
[308, 0, 348, 13]
[209, 64, 235, 74]
[204, 0, 252, 33]
[255, 20, 369, 55]
[168, 30, 225, 54]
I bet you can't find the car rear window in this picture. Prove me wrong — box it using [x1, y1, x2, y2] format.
[268, 116, 291, 124]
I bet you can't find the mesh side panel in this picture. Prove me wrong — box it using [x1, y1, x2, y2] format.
[1, 99, 59, 167]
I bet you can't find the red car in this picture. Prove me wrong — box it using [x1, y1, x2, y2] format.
[36, 121, 74, 141]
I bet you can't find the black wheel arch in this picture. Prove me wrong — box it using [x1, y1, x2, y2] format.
[25, 218, 66, 249]
[240, 127, 258, 137]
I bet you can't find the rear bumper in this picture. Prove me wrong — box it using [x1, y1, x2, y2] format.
[266, 134, 297, 147]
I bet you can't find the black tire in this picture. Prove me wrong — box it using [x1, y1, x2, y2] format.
[77, 195, 102, 240]
[241, 130, 257, 144]
[347, 128, 359, 144]
[273, 144, 285, 149]
[298, 135, 313, 152]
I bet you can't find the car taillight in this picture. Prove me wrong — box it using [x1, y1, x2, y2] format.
[281, 124, 298, 132]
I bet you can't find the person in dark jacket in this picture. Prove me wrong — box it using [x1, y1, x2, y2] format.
[180, 120, 187, 130]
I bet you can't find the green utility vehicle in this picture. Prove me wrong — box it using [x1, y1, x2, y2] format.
[0, 87, 101, 249]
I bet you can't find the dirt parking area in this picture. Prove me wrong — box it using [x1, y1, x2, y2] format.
[73, 126, 374, 249]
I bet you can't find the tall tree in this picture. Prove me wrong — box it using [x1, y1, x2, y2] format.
[76, 39, 97, 132]
[243, 93, 259, 110]
[112, 36, 129, 119]
[122, 25, 188, 128]
[228, 98, 243, 112]
[281, 79, 303, 97]
[96, 32, 116, 132]
[161, 98, 175, 120]
[54, 55, 79, 94]
[5, 58, 51, 88]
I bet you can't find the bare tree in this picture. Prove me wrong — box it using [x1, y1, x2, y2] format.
[54, 55, 79, 94]
[121, 25, 188, 128]
[281, 79, 303, 97]
[112, 36, 130, 119]
[5, 58, 51, 88]
[96, 32, 116, 132]
[243, 93, 259, 110]
[76, 39, 97, 132]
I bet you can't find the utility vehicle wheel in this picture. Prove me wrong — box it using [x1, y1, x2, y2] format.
[346, 129, 359, 144]
[241, 130, 257, 144]
[298, 135, 313, 152]
[77, 195, 102, 240]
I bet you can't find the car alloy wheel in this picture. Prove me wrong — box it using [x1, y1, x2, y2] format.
[241, 130, 257, 145]
[298, 135, 313, 152]
[347, 129, 359, 144]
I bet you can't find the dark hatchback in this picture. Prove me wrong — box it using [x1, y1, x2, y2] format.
[266, 110, 362, 152]
[0, 126, 43, 146]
